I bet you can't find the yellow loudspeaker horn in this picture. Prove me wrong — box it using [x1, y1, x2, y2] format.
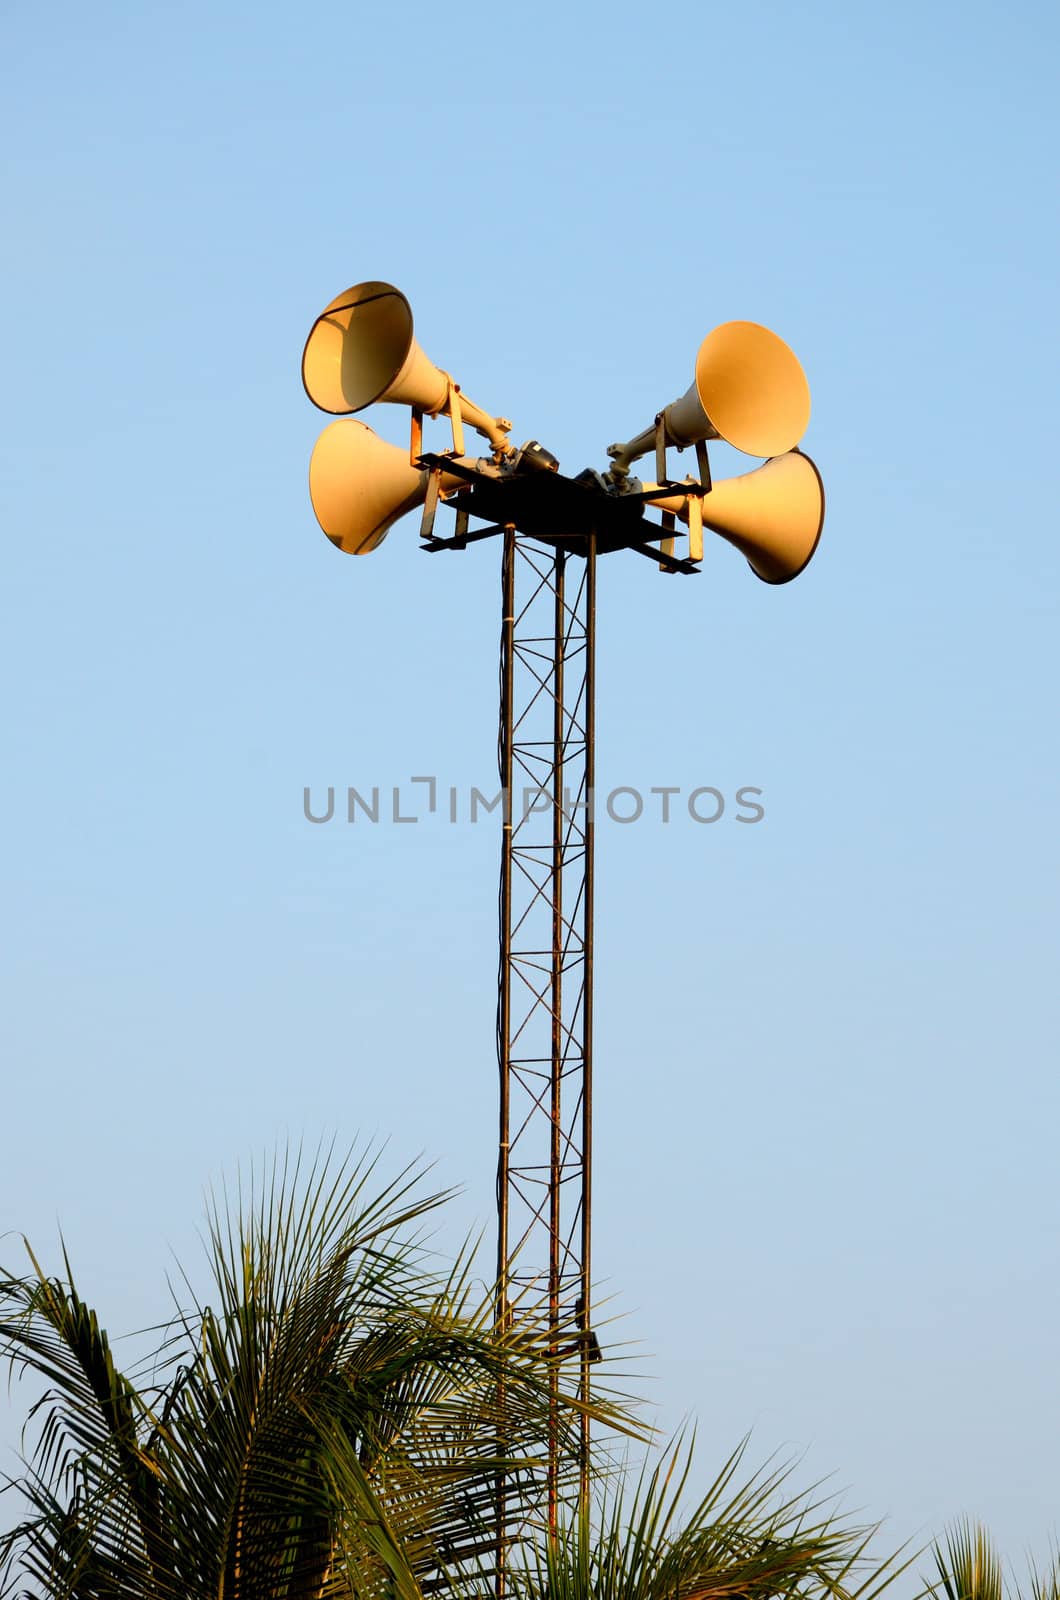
[309, 419, 476, 556]
[301, 280, 512, 451]
[644, 451, 825, 585]
[609, 321, 811, 472]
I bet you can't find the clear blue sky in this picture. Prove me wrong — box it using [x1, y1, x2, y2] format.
[3, 0, 1058, 1576]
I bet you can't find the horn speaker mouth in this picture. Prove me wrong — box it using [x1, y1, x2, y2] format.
[692, 320, 811, 459]
[746, 451, 825, 585]
[302, 281, 414, 415]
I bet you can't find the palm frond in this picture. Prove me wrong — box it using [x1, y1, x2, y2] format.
[933, 1522, 1005, 1600]
[1021, 1549, 1060, 1600]
[507, 1435, 893, 1600]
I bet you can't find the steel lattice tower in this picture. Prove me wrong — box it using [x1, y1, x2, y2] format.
[413, 459, 696, 1573]
[495, 532, 597, 1526]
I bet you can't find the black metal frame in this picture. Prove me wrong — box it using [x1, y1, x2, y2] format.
[418, 453, 701, 575]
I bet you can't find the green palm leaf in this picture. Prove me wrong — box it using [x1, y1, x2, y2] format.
[933, 1523, 1004, 1600]
[507, 1435, 916, 1600]
[930, 1523, 1060, 1600]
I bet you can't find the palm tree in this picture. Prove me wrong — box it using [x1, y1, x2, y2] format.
[0, 1135, 932, 1600]
[0, 1142, 630, 1600]
[931, 1522, 1060, 1600]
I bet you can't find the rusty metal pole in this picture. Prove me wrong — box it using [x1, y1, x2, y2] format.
[496, 525, 515, 1331]
[578, 534, 596, 1499]
[495, 525, 516, 1598]
[548, 547, 566, 1532]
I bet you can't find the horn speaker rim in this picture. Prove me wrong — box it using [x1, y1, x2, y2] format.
[301, 280, 414, 416]
[308, 417, 421, 554]
[692, 320, 811, 459]
[745, 450, 825, 585]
